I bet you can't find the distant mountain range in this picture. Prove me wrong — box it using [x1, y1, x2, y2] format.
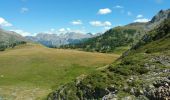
[5, 9, 169, 50]
[26, 32, 101, 47]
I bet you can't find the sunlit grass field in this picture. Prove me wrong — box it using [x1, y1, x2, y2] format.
[0, 43, 119, 100]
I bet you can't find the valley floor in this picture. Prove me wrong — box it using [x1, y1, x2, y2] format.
[0, 43, 119, 100]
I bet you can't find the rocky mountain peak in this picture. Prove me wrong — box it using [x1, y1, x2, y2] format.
[150, 9, 170, 23]
[26, 32, 95, 47]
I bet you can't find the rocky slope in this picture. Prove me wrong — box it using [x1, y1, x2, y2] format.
[26, 32, 97, 47]
[146, 9, 170, 29]
[61, 9, 170, 53]
[0, 28, 27, 51]
[47, 17, 170, 100]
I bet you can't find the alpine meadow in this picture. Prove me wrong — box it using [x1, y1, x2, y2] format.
[0, 0, 170, 100]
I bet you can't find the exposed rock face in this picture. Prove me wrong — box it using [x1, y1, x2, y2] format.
[26, 32, 96, 47]
[146, 9, 170, 29]
[146, 78, 170, 100]
[0, 28, 26, 43]
[151, 56, 170, 66]
[102, 85, 118, 100]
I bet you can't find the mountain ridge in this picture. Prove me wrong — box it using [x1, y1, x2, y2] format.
[26, 32, 100, 47]
[0, 28, 27, 51]
[60, 9, 170, 54]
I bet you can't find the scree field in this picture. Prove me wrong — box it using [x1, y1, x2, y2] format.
[0, 43, 119, 100]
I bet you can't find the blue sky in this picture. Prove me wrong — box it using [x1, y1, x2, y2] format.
[0, 0, 170, 36]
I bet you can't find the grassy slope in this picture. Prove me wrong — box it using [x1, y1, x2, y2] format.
[0, 43, 119, 100]
[48, 19, 170, 100]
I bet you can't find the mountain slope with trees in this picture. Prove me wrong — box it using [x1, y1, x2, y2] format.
[60, 9, 170, 54]
[48, 14, 170, 100]
[0, 28, 27, 51]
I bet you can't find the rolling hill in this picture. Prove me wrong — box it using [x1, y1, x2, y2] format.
[0, 43, 119, 99]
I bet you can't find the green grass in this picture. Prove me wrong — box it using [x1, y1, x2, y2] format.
[112, 46, 130, 55]
[0, 43, 119, 99]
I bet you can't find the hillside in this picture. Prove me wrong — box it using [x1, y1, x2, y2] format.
[0, 29, 27, 51]
[0, 43, 119, 99]
[60, 26, 144, 54]
[48, 18, 170, 99]
[60, 9, 170, 54]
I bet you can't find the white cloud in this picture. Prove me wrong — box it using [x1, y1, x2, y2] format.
[43, 27, 86, 35]
[10, 29, 32, 36]
[104, 21, 112, 26]
[43, 28, 57, 34]
[104, 27, 111, 30]
[127, 11, 132, 16]
[66, 28, 71, 31]
[70, 29, 86, 33]
[71, 20, 83, 25]
[136, 14, 143, 18]
[90, 21, 102, 26]
[98, 8, 112, 15]
[58, 28, 66, 33]
[20, 7, 29, 13]
[134, 18, 150, 23]
[135, 15, 150, 22]
[89, 21, 112, 27]
[0, 17, 12, 27]
[114, 5, 124, 9]
[58, 28, 85, 34]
